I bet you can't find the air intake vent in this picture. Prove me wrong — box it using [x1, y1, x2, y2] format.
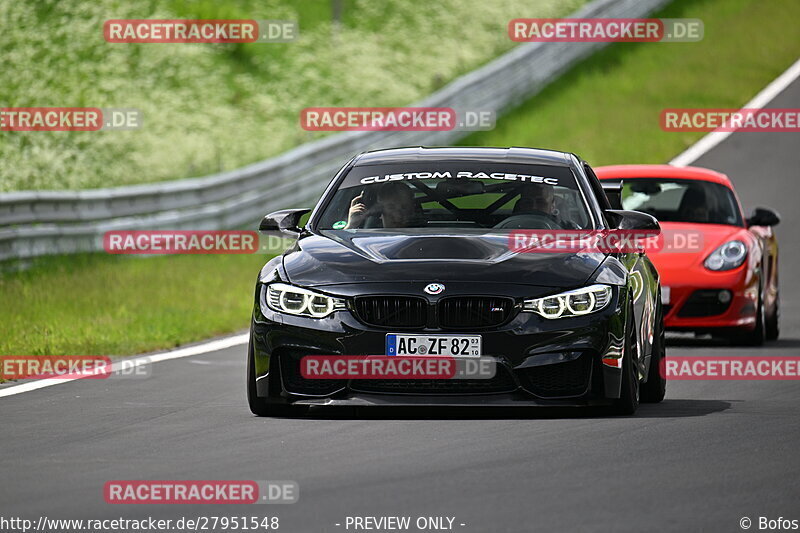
[438, 296, 514, 329]
[354, 296, 428, 328]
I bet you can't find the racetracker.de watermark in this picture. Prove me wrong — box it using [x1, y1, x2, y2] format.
[508, 18, 703, 42]
[508, 229, 703, 254]
[103, 231, 295, 255]
[0, 516, 281, 532]
[300, 107, 495, 132]
[1, 356, 111, 380]
[301, 356, 497, 380]
[661, 108, 800, 132]
[662, 357, 800, 380]
[104, 19, 297, 43]
[104, 481, 298, 504]
[0, 108, 142, 131]
[0, 355, 152, 380]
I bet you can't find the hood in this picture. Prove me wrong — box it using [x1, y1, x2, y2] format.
[282, 230, 607, 288]
[648, 222, 749, 271]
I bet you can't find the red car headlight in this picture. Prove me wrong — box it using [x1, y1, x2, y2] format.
[704, 240, 747, 271]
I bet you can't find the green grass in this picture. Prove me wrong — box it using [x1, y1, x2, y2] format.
[0, 253, 267, 357]
[460, 0, 800, 165]
[3, 0, 799, 363]
[0, 0, 584, 191]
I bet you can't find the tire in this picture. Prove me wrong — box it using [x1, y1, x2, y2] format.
[766, 292, 780, 341]
[613, 302, 640, 415]
[733, 290, 765, 346]
[247, 335, 308, 417]
[641, 296, 666, 403]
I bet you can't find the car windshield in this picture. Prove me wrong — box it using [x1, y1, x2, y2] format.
[315, 162, 593, 231]
[619, 178, 743, 226]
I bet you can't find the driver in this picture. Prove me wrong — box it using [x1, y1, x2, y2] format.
[509, 183, 579, 229]
[346, 182, 419, 228]
[679, 186, 710, 222]
[513, 183, 555, 215]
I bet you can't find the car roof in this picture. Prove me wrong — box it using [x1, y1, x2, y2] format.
[352, 146, 574, 167]
[594, 164, 733, 187]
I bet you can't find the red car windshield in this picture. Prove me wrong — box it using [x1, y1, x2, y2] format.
[619, 178, 743, 226]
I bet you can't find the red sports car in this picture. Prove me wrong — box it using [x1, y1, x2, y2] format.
[595, 164, 779, 345]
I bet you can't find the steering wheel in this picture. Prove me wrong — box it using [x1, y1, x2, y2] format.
[493, 210, 562, 230]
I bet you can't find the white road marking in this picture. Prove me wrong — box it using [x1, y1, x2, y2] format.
[0, 333, 249, 399]
[670, 57, 800, 167]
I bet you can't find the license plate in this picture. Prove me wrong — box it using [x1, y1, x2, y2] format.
[386, 334, 481, 357]
[661, 286, 671, 305]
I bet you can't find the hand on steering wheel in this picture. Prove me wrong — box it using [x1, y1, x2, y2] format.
[494, 210, 562, 230]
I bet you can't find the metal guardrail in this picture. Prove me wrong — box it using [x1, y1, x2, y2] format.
[0, 0, 672, 262]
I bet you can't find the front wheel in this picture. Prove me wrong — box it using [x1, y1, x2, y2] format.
[247, 336, 308, 417]
[641, 296, 666, 403]
[613, 302, 640, 415]
[733, 290, 765, 346]
[766, 292, 780, 341]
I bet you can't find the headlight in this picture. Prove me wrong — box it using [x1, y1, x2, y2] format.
[704, 240, 747, 271]
[522, 284, 612, 319]
[261, 283, 346, 318]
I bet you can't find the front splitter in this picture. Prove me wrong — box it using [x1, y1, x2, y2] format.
[291, 392, 610, 408]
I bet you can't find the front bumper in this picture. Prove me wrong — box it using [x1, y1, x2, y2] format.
[251, 285, 631, 407]
[661, 265, 758, 332]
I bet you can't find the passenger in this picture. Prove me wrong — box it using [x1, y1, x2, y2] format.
[346, 182, 419, 228]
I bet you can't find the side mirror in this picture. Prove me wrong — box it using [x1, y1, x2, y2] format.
[259, 208, 311, 235]
[747, 207, 780, 227]
[604, 209, 661, 232]
[601, 181, 623, 210]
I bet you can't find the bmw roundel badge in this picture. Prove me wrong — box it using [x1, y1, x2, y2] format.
[424, 283, 445, 295]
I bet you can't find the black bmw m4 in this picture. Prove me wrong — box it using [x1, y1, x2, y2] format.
[248, 147, 666, 416]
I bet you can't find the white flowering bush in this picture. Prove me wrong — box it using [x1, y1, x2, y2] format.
[0, 0, 585, 191]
